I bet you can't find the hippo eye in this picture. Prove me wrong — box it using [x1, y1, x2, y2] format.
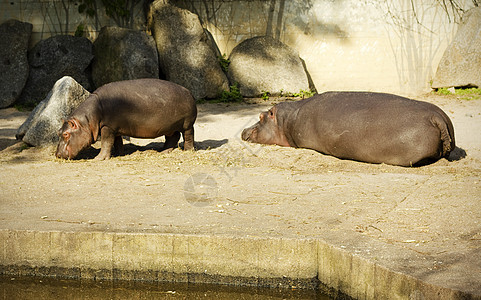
[63, 132, 70, 139]
[268, 110, 273, 116]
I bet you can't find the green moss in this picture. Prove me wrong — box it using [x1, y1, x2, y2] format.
[434, 87, 481, 100]
[291, 89, 315, 98]
[435, 87, 453, 95]
[456, 87, 481, 95]
[20, 143, 31, 151]
[261, 91, 270, 101]
[217, 83, 243, 103]
[14, 103, 35, 112]
[74, 24, 85, 37]
[218, 54, 230, 73]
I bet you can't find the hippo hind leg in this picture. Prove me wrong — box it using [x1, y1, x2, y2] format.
[183, 126, 195, 150]
[411, 116, 454, 166]
[113, 136, 124, 157]
[401, 127, 445, 167]
[161, 131, 181, 153]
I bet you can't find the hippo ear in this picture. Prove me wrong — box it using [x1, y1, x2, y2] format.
[68, 118, 81, 130]
[268, 107, 276, 119]
[259, 112, 265, 122]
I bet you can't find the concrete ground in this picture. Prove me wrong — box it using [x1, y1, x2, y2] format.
[0, 94, 480, 299]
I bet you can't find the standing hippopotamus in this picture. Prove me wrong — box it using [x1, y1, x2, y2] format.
[56, 79, 197, 160]
[241, 92, 455, 167]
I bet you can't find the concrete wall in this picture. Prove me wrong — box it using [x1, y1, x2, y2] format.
[0, 0, 474, 96]
[0, 0, 147, 45]
[177, 0, 472, 96]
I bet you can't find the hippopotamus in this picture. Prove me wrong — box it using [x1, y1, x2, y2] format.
[56, 78, 197, 160]
[241, 92, 455, 167]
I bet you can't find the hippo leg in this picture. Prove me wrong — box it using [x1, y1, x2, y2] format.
[183, 127, 195, 150]
[161, 131, 181, 153]
[113, 136, 124, 157]
[95, 127, 115, 160]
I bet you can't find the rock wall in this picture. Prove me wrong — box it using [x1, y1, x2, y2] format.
[227, 36, 310, 97]
[0, 0, 476, 96]
[171, 0, 474, 96]
[17, 76, 90, 147]
[0, 19, 32, 108]
[148, 1, 229, 99]
[17, 35, 93, 108]
[92, 26, 159, 89]
[432, 7, 481, 89]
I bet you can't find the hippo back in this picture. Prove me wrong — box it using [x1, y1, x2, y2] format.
[288, 92, 455, 166]
[92, 79, 197, 138]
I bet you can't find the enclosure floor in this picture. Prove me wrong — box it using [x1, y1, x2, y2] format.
[1, 96, 480, 299]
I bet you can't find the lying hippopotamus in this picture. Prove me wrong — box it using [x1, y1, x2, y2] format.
[56, 79, 197, 160]
[242, 92, 455, 167]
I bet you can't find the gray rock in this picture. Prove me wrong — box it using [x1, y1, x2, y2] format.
[18, 76, 90, 147]
[432, 7, 481, 89]
[0, 19, 32, 108]
[16, 35, 93, 107]
[92, 26, 159, 89]
[148, 1, 229, 99]
[227, 36, 310, 97]
[16, 98, 47, 141]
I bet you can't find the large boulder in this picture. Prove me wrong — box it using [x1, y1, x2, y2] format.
[92, 26, 159, 88]
[432, 7, 481, 89]
[148, 1, 229, 99]
[227, 36, 310, 97]
[17, 76, 90, 147]
[16, 35, 93, 108]
[0, 19, 32, 108]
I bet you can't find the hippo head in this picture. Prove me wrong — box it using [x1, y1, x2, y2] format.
[241, 106, 290, 147]
[55, 117, 94, 159]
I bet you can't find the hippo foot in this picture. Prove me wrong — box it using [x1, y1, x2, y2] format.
[94, 152, 111, 160]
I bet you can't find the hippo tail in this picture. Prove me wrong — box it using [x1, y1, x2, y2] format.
[431, 114, 455, 158]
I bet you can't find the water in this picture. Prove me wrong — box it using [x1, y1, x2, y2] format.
[1, 276, 333, 299]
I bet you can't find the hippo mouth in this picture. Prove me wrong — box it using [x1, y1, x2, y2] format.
[56, 140, 72, 160]
[241, 127, 256, 142]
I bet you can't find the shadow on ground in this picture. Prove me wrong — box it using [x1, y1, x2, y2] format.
[75, 139, 229, 160]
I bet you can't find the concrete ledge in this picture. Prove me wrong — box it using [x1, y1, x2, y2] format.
[317, 243, 477, 299]
[1, 229, 478, 299]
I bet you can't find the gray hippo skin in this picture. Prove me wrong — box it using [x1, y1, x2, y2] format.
[56, 78, 197, 160]
[242, 92, 455, 167]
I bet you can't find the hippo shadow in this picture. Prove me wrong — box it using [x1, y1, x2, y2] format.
[74, 138, 228, 160]
[0, 128, 21, 151]
[123, 139, 228, 154]
[411, 146, 466, 166]
[307, 145, 467, 167]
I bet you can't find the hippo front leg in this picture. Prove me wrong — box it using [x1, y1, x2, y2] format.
[95, 126, 116, 160]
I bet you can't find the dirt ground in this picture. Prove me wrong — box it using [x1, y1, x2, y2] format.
[0, 94, 480, 234]
[0, 93, 480, 294]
